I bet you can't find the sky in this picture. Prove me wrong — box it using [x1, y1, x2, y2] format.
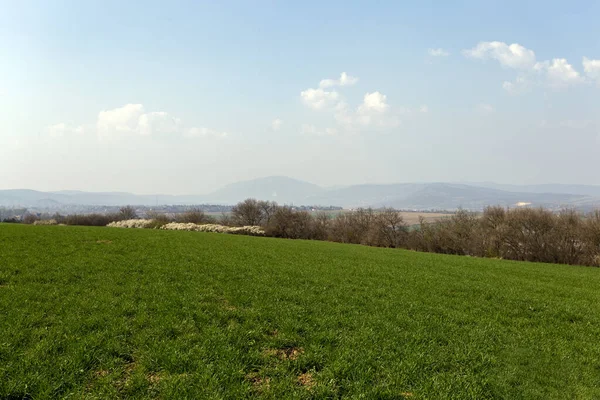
[1, 0, 599, 195]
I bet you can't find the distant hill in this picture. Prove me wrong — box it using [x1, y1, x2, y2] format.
[374, 183, 592, 211]
[468, 183, 600, 197]
[0, 189, 192, 207]
[2, 177, 600, 211]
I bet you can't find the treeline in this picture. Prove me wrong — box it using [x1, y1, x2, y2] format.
[18, 206, 217, 227]
[225, 199, 600, 267]
[18, 206, 139, 226]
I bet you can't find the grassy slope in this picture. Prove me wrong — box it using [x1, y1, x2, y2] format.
[0, 224, 599, 399]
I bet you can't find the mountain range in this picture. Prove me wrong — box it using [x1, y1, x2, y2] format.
[2, 176, 600, 211]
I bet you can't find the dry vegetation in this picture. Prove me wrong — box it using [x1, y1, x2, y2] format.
[397, 211, 451, 225]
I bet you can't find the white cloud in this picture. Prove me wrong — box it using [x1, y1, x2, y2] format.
[538, 58, 583, 87]
[583, 57, 600, 83]
[301, 76, 424, 133]
[271, 118, 283, 131]
[300, 88, 340, 110]
[335, 91, 402, 129]
[463, 41, 536, 69]
[319, 72, 359, 88]
[97, 103, 145, 139]
[428, 48, 450, 57]
[502, 75, 530, 94]
[465, 41, 588, 91]
[47, 103, 226, 141]
[358, 91, 390, 113]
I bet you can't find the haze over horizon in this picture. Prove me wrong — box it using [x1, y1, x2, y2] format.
[2, 1, 600, 195]
[4, 175, 600, 198]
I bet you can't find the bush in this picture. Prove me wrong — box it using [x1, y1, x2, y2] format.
[63, 213, 118, 227]
[176, 208, 215, 224]
[329, 209, 375, 244]
[231, 199, 276, 226]
[581, 210, 600, 267]
[265, 207, 314, 239]
[146, 211, 172, 228]
[119, 206, 138, 220]
[367, 208, 408, 248]
[23, 214, 40, 224]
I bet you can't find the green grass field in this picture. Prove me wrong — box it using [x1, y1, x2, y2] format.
[1, 224, 599, 399]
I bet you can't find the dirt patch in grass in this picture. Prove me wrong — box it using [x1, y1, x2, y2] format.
[400, 392, 414, 398]
[115, 361, 137, 389]
[147, 372, 162, 385]
[297, 372, 315, 389]
[263, 347, 304, 360]
[221, 298, 237, 311]
[94, 370, 110, 378]
[246, 372, 270, 391]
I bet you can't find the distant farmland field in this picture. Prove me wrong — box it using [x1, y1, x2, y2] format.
[206, 210, 453, 225]
[1, 224, 599, 399]
[396, 211, 452, 225]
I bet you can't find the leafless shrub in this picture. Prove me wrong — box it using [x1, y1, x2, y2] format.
[311, 213, 331, 241]
[23, 213, 40, 224]
[500, 208, 556, 263]
[231, 199, 267, 226]
[329, 208, 375, 244]
[582, 210, 600, 266]
[119, 206, 138, 220]
[64, 213, 116, 226]
[176, 208, 215, 224]
[265, 206, 313, 239]
[367, 208, 409, 248]
[146, 211, 172, 228]
[480, 206, 507, 258]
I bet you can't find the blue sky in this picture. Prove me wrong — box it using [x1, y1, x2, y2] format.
[1, 0, 599, 194]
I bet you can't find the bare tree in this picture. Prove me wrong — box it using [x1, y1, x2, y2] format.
[266, 206, 313, 239]
[369, 208, 408, 248]
[231, 199, 270, 226]
[23, 213, 40, 224]
[259, 201, 278, 226]
[177, 208, 215, 224]
[119, 206, 137, 220]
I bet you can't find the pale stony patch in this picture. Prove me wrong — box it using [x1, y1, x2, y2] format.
[160, 222, 265, 236]
[107, 219, 153, 228]
[33, 219, 58, 225]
